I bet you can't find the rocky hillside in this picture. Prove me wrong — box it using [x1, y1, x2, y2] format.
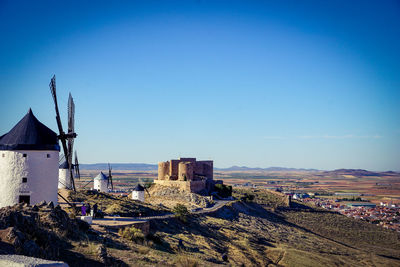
[146, 184, 214, 209]
[67, 190, 169, 217]
[0, 202, 89, 260]
[1, 189, 399, 266]
[134, 199, 399, 266]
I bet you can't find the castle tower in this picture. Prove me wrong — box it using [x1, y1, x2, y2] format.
[58, 161, 72, 189]
[132, 184, 145, 202]
[0, 109, 60, 208]
[178, 161, 194, 181]
[158, 161, 169, 180]
[93, 172, 108, 192]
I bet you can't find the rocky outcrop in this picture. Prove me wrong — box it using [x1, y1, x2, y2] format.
[148, 184, 213, 208]
[0, 202, 89, 260]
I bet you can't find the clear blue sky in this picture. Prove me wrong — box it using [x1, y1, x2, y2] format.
[1, 0, 399, 171]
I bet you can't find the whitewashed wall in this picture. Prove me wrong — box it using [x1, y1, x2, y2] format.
[58, 168, 71, 189]
[0, 150, 59, 208]
[94, 179, 108, 192]
[132, 190, 145, 202]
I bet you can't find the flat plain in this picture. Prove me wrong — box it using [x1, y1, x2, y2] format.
[77, 169, 400, 204]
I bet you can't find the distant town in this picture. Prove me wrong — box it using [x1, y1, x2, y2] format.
[233, 180, 400, 232]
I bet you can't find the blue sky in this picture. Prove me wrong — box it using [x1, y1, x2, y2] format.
[0, 0, 399, 171]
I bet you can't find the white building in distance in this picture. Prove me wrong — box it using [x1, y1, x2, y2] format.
[58, 161, 72, 189]
[0, 109, 60, 208]
[94, 172, 108, 192]
[132, 184, 145, 202]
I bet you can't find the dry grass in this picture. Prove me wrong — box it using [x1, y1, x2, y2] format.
[174, 255, 199, 267]
[68, 189, 169, 217]
[63, 187, 400, 266]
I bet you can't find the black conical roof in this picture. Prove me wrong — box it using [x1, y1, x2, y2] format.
[0, 109, 60, 151]
[133, 184, 145, 191]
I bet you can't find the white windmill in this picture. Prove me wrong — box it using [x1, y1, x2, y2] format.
[93, 172, 108, 192]
[0, 109, 60, 207]
[93, 164, 113, 193]
[131, 184, 145, 202]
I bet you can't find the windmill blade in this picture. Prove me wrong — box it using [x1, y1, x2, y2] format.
[139, 178, 150, 197]
[80, 174, 93, 189]
[49, 75, 76, 191]
[67, 93, 75, 173]
[66, 93, 77, 191]
[108, 163, 113, 191]
[67, 137, 74, 188]
[68, 93, 75, 135]
[144, 187, 151, 197]
[67, 138, 74, 162]
[74, 151, 80, 180]
[59, 154, 65, 165]
[49, 75, 69, 160]
[107, 163, 110, 187]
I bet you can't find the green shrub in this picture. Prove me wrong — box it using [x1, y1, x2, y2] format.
[242, 193, 255, 202]
[173, 204, 189, 223]
[214, 184, 232, 198]
[119, 226, 145, 243]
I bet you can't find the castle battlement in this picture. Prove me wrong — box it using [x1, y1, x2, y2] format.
[155, 158, 214, 193]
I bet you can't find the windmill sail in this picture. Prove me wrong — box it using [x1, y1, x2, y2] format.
[50, 75, 77, 191]
[74, 151, 81, 180]
[67, 93, 76, 189]
[108, 163, 114, 191]
[50, 76, 68, 163]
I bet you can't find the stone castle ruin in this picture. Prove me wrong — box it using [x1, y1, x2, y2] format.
[155, 158, 216, 194]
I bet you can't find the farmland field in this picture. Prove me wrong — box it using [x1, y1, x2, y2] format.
[76, 168, 400, 203]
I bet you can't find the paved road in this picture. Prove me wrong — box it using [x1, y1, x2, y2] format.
[92, 200, 232, 225]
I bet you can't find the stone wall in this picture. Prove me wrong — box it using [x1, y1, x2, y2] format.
[156, 158, 214, 193]
[157, 158, 213, 181]
[153, 180, 191, 192]
[158, 161, 169, 180]
[178, 162, 194, 181]
[169, 160, 179, 180]
[153, 180, 207, 193]
[196, 160, 213, 180]
[189, 180, 207, 193]
[154, 180, 207, 193]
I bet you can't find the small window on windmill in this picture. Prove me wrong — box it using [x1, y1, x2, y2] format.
[47, 154, 51, 158]
[22, 177, 27, 183]
[2, 153, 4, 158]
[23, 153, 27, 158]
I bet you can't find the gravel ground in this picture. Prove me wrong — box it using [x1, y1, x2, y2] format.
[0, 254, 68, 267]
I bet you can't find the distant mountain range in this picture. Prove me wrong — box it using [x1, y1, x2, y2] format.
[322, 169, 399, 177]
[79, 163, 318, 172]
[214, 166, 320, 172]
[79, 163, 157, 171]
[79, 163, 399, 175]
